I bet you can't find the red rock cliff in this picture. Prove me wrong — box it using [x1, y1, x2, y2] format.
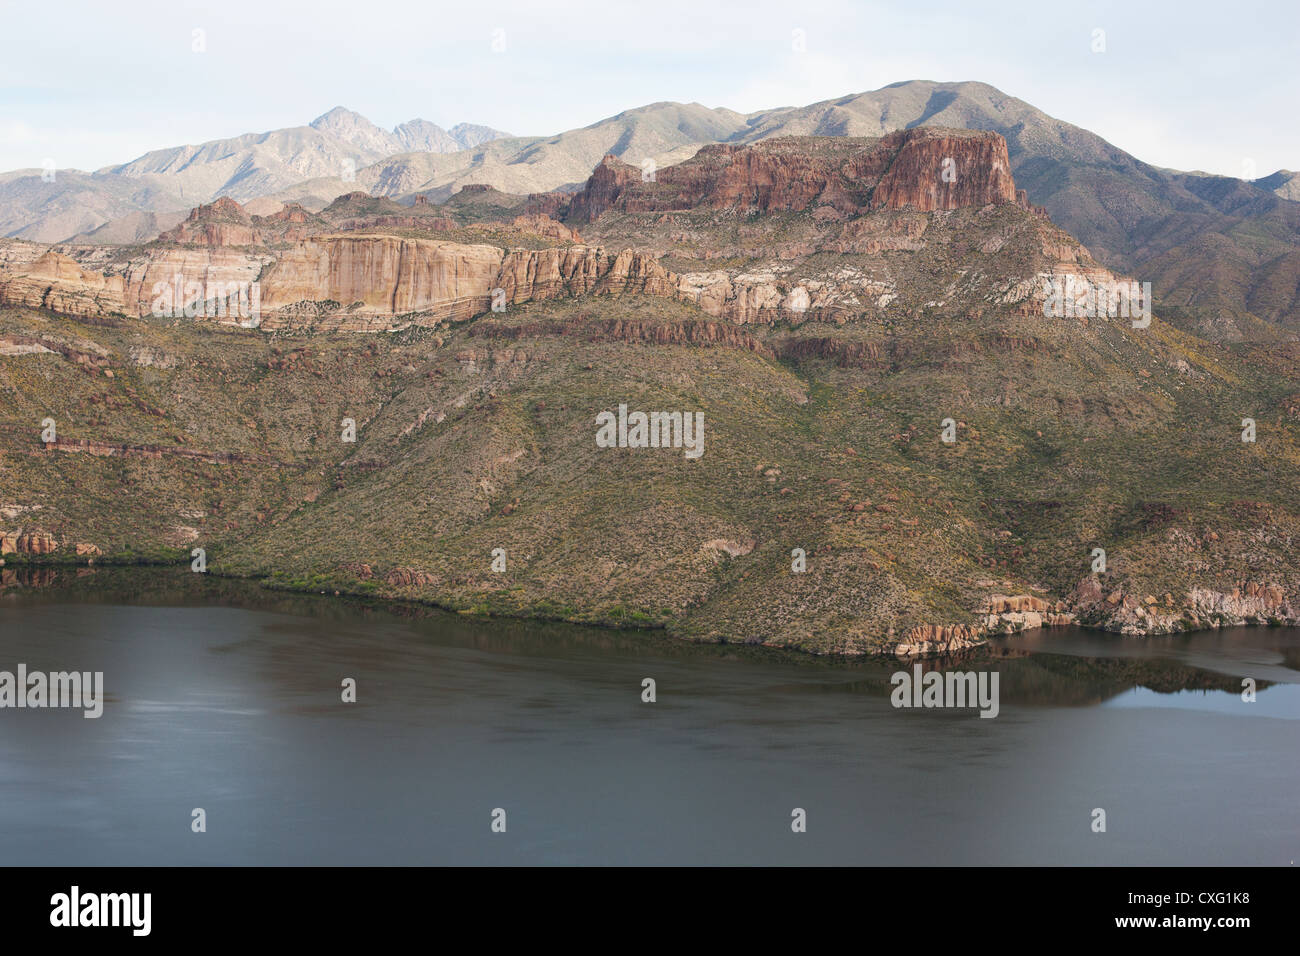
[565, 128, 1017, 221]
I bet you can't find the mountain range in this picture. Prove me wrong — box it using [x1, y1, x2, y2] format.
[0, 108, 511, 246]
[2, 81, 1298, 343]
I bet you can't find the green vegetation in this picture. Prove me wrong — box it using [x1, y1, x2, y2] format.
[4, 180, 1300, 654]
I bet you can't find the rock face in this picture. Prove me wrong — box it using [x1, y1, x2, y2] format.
[257, 236, 676, 326]
[494, 246, 675, 304]
[122, 247, 269, 319]
[1187, 583, 1296, 627]
[0, 245, 269, 322]
[868, 128, 1015, 211]
[0, 234, 672, 329]
[565, 155, 642, 223]
[980, 593, 1073, 633]
[0, 251, 127, 318]
[510, 214, 580, 242]
[891, 623, 983, 657]
[1, 227, 1073, 332]
[563, 128, 1017, 222]
[259, 236, 506, 322]
[983, 594, 1050, 614]
[1069, 576, 1299, 634]
[158, 197, 260, 246]
[0, 530, 58, 554]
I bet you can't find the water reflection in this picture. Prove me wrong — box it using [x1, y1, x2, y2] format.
[1, 567, 1297, 864]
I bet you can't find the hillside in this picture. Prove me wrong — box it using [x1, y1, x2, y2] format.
[3, 133, 1298, 654]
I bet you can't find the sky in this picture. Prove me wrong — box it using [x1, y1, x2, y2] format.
[1, 0, 1296, 177]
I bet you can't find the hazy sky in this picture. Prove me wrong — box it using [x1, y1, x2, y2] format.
[2, 0, 1296, 177]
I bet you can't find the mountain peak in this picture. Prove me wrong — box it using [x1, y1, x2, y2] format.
[448, 122, 513, 149]
[310, 105, 363, 124]
[309, 108, 511, 155]
[309, 107, 398, 155]
[392, 118, 457, 153]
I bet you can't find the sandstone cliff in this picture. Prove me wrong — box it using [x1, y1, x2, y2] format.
[0, 250, 127, 318]
[494, 246, 675, 303]
[0, 530, 58, 555]
[254, 236, 675, 327]
[1070, 576, 1299, 635]
[121, 248, 269, 319]
[258, 235, 506, 322]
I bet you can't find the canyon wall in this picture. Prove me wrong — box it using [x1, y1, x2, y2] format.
[0, 129, 1033, 330]
[1, 229, 1081, 331]
[0, 251, 127, 319]
[258, 236, 504, 321]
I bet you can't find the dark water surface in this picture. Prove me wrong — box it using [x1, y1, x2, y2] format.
[1, 569, 1297, 865]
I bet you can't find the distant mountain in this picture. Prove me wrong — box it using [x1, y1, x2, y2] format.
[0, 166, 189, 246]
[259, 101, 754, 211]
[0, 108, 511, 242]
[392, 118, 461, 153]
[67, 209, 187, 245]
[311, 107, 510, 155]
[449, 123, 512, 150]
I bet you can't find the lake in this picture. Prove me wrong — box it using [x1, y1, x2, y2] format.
[1, 568, 1297, 865]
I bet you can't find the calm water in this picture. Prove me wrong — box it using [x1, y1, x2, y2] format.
[1, 568, 1297, 865]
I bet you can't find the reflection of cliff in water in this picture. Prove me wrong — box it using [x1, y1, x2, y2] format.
[1, 565, 66, 588]
[984, 647, 1266, 705]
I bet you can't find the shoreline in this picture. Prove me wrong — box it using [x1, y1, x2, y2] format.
[4, 554, 1299, 661]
